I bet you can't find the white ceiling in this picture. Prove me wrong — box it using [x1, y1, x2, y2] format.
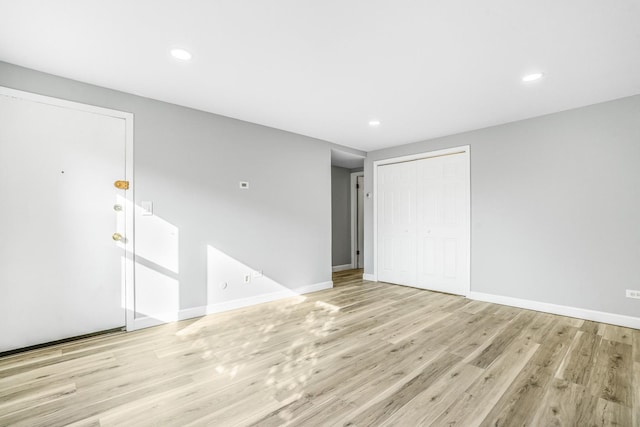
[1, 0, 638, 152]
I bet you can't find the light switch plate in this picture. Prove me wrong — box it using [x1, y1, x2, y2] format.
[141, 200, 153, 216]
[626, 289, 640, 299]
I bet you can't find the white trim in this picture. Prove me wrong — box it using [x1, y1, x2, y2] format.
[0, 86, 135, 332]
[373, 146, 469, 167]
[468, 291, 640, 330]
[296, 281, 333, 293]
[123, 105, 135, 332]
[350, 171, 364, 269]
[332, 264, 354, 272]
[129, 281, 334, 331]
[131, 314, 184, 331]
[0, 86, 132, 119]
[372, 145, 471, 296]
[363, 273, 377, 281]
[205, 281, 333, 314]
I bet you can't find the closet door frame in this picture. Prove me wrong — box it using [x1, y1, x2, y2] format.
[372, 145, 471, 296]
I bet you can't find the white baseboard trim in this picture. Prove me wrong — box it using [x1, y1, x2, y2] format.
[363, 273, 377, 282]
[130, 315, 172, 331]
[129, 281, 334, 331]
[129, 305, 206, 331]
[297, 281, 334, 294]
[332, 264, 354, 272]
[467, 291, 640, 330]
[205, 281, 333, 315]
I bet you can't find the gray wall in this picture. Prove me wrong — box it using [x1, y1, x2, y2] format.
[365, 95, 640, 317]
[331, 166, 352, 266]
[0, 61, 334, 317]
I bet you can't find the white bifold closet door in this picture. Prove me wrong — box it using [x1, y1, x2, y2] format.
[378, 161, 417, 286]
[377, 152, 469, 295]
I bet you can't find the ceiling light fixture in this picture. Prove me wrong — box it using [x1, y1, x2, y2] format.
[170, 48, 192, 61]
[522, 72, 544, 82]
[369, 120, 381, 127]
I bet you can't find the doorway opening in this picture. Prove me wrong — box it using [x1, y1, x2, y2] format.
[330, 149, 365, 273]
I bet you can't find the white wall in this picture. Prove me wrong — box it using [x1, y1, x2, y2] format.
[365, 95, 640, 318]
[0, 61, 336, 326]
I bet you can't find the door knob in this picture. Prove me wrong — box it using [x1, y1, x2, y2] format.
[113, 204, 123, 211]
[112, 233, 123, 241]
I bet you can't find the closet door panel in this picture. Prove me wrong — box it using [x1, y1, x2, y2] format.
[377, 161, 416, 286]
[416, 154, 469, 295]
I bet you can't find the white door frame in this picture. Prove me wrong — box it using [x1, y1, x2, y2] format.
[373, 145, 471, 296]
[350, 171, 364, 269]
[0, 86, 135, 331]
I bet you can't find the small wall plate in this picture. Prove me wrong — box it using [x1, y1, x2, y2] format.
[141, 200, 153, 216]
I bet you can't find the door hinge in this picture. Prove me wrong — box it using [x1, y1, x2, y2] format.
[357, 250, 360, 255]
[356, 183, 360, 189]
[114, 180, 130, 190]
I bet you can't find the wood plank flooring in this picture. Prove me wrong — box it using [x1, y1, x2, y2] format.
[1, 269, 638, 426]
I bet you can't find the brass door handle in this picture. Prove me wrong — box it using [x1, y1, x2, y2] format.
[112, 233, 123, 241]
[114, 180, 129, 190]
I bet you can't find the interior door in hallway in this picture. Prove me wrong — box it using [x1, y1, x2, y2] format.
[0, 91, 128, 352]
[357, 175, 364, 268]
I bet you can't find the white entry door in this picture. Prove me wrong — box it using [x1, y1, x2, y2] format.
[0, 90, 130, 352]
[376, 150, 469, 295]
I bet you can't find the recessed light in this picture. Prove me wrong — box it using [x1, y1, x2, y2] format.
[522, 72, 543, 82]
[369, 120, 381, 127]
[170, 48, 192, 61]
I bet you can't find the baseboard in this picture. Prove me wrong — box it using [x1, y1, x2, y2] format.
[129, 280, 334, 331]
[467, 291, 640, 330]
[363, 273, 377, 281]
[297, 280, 334, 294]
[332, 264, 354, 272]
[129, 305, 206, 330]
[205, 280, 333, 316]
[204, 290, 299, 315]
[131, 316, 167, 331]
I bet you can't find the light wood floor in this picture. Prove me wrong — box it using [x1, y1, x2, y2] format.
[1, 269, 638, 426]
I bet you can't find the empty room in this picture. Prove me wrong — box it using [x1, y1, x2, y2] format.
[0, 1, 639, 426]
